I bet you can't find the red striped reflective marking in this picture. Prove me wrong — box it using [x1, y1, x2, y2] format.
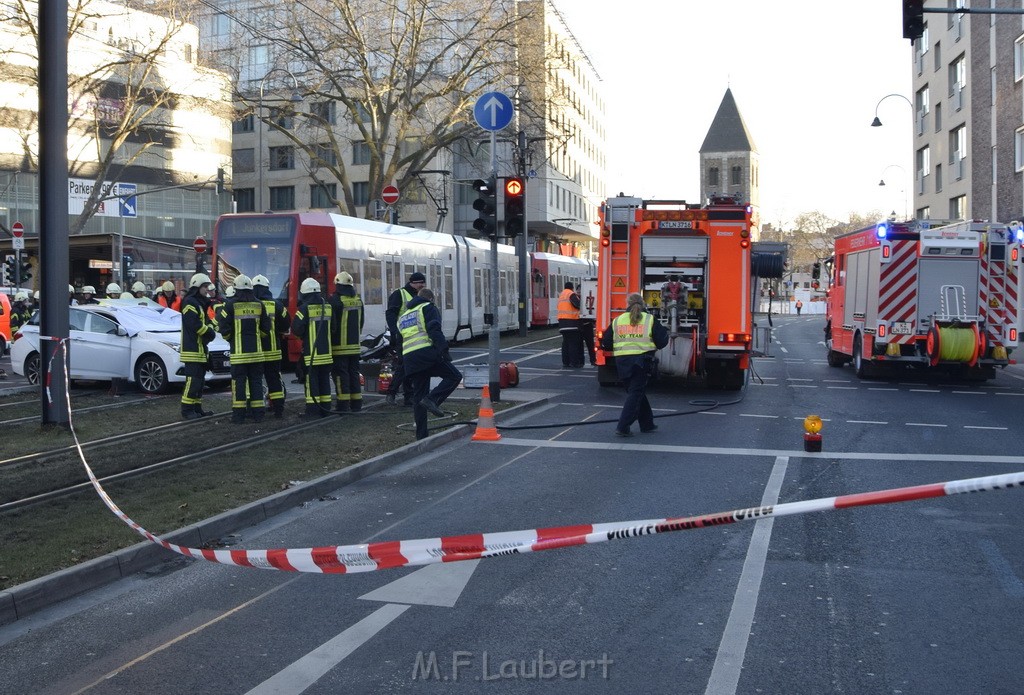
[230, 550, 254, 567]
[441, 534, 485, 561]
[834, 483, 946, 509]
[311, 547, 349, 573]
[201, 549, 218, 561]
[266, 548, 297, 571]
[533, 524, 594, 551]
[367, 540, 407, 569]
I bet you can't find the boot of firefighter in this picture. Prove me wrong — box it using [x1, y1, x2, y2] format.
[335, 399, 350, 413]
[349, 398, 362, 413]
[182, 405, 201, 420]
[249, 406, 266, 423]
[231, 408, 246, 424]
[193, 403, 213, 417]
[271, 399, 285, 419]
[299, 403, 320, 419]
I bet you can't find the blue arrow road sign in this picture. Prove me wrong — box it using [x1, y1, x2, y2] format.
[473, 92, 514, 132]
[117, 183, 137, 218]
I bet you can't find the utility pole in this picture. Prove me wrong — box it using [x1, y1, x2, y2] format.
[516, 130, 529, 337]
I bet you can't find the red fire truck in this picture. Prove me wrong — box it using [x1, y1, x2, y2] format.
[824, 219, 1021, 380]
[594, 195, 783, 390]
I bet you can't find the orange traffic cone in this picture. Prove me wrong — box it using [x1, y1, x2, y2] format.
[471, 385, 502, 441]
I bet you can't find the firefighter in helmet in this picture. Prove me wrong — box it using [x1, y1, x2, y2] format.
[329, 271, 364, 412]
[131, 281, 148, 299]
[104, 282, 122, 299]
[253, 274, 290, 418]
[79, 285, 99, 305]
[10, 291, 31, 332]
[292, 277, 334, 418]
[218, 274, 270, 423]
[179, 273, 218, 419]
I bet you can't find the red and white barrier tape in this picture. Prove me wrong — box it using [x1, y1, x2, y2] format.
[81, 449, 1024, 574]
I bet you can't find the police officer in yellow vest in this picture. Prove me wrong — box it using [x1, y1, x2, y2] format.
[557, 281, 584, 368]
[600, 293, 669, 437]
[399, 287, 463, 440]
[330, 271, 364, 412]
[292, 277, 334, 418]
[383, 271, 426, 405]
[218, 274, 270, 423]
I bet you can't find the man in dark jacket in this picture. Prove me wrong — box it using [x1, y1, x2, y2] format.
[329, 271, 365, 412]
[399, 287, 462, 440]
[218, 274, 270, 423]
[179, 273, 218, 419]
[252, 274, 290, 418]
[383, 271, 426, 405]
[292, 277, 334, 418]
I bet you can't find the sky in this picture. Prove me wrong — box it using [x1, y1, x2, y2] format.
[552, 0, 915, 228]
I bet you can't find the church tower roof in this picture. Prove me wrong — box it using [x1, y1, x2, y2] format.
[700, 88, 757, 153]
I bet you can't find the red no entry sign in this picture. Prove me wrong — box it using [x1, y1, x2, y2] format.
[381, 185, 400, 205]
[11, 221, 23, 237]
[193, 237, 208, 254]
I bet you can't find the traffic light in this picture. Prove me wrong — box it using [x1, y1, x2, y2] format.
[216, 167, 225, 195]
[503, 176, 525, 238]
[472, 176, 498, 237]
[122, 254, 135, 283]
[2, 255, 13, 286]
[902, 0, 924, 41]
[19, 257, 31, 284]
[811, 261, 821, 280]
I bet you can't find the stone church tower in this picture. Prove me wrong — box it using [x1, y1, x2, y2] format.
[699, 88, 759, 209]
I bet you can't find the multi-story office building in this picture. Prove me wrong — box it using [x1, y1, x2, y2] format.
[202, 0, 605, 254]
[910, 1, 1022, 222]
[0, 1, 233, 289]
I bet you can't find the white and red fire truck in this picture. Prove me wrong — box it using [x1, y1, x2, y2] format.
[824, 219, 1022, 380]
[594, 195, 783, 390]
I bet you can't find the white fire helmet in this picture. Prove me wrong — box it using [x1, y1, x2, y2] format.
[131, 281, 147, 293]
[299, 277, 321, 294]
[224, 286, 236, 298]
[334, 271, 353, 285]
[82, 286, 96, 294]
[252, 274, 270, 288]
[105, 283, 121, 295]
[161, 281, 175, 293]
[233, 274, 253, 290]
[189, 273, 212, 289]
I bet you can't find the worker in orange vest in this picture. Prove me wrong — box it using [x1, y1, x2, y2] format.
[557, 281, 583, 368]
[796, 299, 803, 316]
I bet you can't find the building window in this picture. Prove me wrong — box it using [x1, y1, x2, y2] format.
[352, 181, 370, 206]
[708, 167, 719, 186]
[731, 166, 741, 185]
[269, 145, 294, 170]
[1016, 35, 1024, 81]
[269, 186, 295, 211]
[313, 143, 337, 167]
[352, 142, 371, 166]
[935, 163, 942, 192]
[935, 102, 942, 132]
[933, 41, 940, 72]
[356, 103, 371, 122]
[949, 125, 966, 166]
[233, 113, 254, 133]
[311, 100, 336, 125]
[1016, 127, 1024, 171]
[234, 188, 255, 212]
[232, 148, 255, 173]
[269, 107, 294, 130]
[310, 183, 336, 209]
[183, 44, 192, 63]
[948, 54, 965, 103]
[949, 195, 966, 220]
[917, 145, 930, 178]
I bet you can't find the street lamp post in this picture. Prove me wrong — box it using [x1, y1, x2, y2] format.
[257, 68, 302, 213]
[870, 93, 914, 128]
[878, 164, 909, 220]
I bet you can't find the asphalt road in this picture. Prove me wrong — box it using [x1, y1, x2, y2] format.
[2, 318, 1023, 694]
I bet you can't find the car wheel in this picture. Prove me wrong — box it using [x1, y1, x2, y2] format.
[135, 354, 169, 394]
[853, 334, 871, 379]
[24, 352, 41, 385]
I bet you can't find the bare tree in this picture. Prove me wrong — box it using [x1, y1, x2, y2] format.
[0, 0, 226, 234]
[210, 0, 563, 217]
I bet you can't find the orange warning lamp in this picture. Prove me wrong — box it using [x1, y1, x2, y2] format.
[803, 414, 823, 452]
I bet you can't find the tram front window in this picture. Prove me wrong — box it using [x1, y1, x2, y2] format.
[215, 218, 295, 300]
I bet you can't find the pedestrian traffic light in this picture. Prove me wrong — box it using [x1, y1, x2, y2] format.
[902, 0, 924, 41]
[472, 176, 498, 237]
[2, 255, 13, 286]
[503, 176, 525, 238]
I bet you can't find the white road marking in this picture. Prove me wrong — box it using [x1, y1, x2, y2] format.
[909, 389, 941, 393]
[952, 391, 987, 395]
[822, 379, 852, 383]
[704, 456, 788, 695]
[740, 414, 778, 419]
[906, 422, 947, 427]
[826, 386, 858, 390]
[779, 346, 788, 353]
[790, 385, 818, 389]
[995, 392, 1024, 397]
[964, 425, 1008, 431]
[868, 387, 898, 391]
[848, 420, 888, 425]
[699, 411, 728, 416]
[786, 378, 813, 381]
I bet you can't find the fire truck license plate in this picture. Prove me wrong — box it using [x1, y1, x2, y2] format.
[658, 220, 693, 229]
[892, 322, 913, 335]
